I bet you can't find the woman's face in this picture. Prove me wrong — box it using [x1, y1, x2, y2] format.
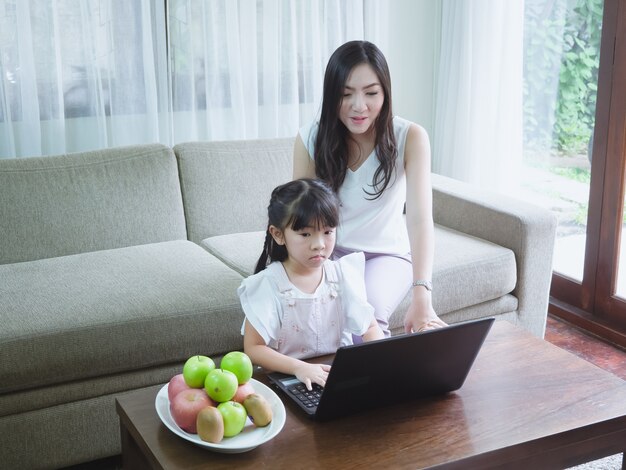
[339, 63, 385, 136]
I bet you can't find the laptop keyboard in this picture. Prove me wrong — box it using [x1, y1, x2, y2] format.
[287, 382, 324, 409]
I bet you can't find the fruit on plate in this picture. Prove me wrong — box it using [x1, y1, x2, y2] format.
[182, 355, 216, 388]
[243, 393, 273, 427]
[217, 401, 248, 437]
[170, 388, 212, 433]
[205, 369, 238, 403]
[220, 351, 253, 384]
[167, 374, 191, 402]
[232, 381, 256, 404]
[196, 406, 225, 443]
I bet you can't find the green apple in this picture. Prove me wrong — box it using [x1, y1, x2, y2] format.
[204, 368, 238, 402]
[217, 401, 248, 437]
[220, 351, 253, 384]
[182, 355, 215, 388]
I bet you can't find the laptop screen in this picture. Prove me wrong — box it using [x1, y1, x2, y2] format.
[268, 317, 495, 421]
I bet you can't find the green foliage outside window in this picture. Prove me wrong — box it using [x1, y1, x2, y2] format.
[524, 0, 603, 156]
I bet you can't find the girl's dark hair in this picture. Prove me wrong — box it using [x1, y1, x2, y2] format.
[315, 40, 397, 200]
[254, 178, 340, 273]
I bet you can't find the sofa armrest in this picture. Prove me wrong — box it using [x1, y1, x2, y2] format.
[431, 173, 558, 338]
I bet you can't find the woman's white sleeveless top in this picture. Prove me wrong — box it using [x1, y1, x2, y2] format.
[299, 116, 411, 255]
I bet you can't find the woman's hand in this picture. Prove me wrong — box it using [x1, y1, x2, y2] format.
[403, 290, 447, 333]
[294, 363, 331, 390]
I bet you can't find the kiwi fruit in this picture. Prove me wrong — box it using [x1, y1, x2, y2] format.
[196, 406, 224, 443]
[243, 393, 273, 427]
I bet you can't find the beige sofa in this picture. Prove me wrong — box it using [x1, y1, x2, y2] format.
[0, 139, 556, 469]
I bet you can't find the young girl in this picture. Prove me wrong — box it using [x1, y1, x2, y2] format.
[238, 178, 383, 390]
[293, 40, 447, 336]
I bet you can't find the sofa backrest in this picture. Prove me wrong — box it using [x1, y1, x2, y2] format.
[174, 138, 294, 243]
[0, 144, 187, 264]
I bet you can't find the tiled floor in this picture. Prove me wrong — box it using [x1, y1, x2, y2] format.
[544, 314, 626, 380]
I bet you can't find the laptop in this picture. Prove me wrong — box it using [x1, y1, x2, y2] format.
[267, 317, 494, 421]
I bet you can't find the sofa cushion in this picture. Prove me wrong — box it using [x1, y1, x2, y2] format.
[202, 231, 265, 275]
[0, 240, 244, 394]
[432, 225, 517, 313]
[0, 144, 187, 265]
[201, 224, 517, 316]
[174, 138, 295, 243]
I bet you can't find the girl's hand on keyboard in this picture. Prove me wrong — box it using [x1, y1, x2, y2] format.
[294, 363, 331, 391]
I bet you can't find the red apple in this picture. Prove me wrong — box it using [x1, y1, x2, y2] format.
[168, 374, 192, 402]
[232, 381, 256, 404]
[170, 388, 212, 433]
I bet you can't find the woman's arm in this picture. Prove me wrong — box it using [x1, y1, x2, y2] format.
[292, 134, 317, 179]
[403, 123, 447, 333]
[243, 320, 330, 390]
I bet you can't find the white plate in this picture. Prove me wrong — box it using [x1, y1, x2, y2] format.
[155, 378, 286, 453]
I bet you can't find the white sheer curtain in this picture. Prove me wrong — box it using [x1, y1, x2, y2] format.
[166, 0, 386, 143]
[0, 0, 386, 158]
[432, 0, 524, 193]
[0, 1, 161, 157]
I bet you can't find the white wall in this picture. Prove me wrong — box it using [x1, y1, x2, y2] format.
[384, 0, 441, 136]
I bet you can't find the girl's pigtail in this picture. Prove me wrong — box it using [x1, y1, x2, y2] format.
[254, 230, 274, 273]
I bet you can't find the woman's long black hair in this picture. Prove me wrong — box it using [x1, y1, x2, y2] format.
[254, 178, 340, 273]
[314, 40, 397, 200]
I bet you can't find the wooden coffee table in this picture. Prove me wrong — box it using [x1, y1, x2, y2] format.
[115, 321, 626, 469]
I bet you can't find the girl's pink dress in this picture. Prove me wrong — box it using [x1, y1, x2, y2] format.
[238, 252, 373, 359]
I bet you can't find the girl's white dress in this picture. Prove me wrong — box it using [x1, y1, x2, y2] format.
[238, 252, 374, 359]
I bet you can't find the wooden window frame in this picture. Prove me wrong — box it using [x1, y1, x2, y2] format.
[550, 0, 626, 349]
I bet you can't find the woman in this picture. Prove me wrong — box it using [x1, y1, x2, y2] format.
[292, 40, 446, 335]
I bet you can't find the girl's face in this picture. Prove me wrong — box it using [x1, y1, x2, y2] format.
[270, 223, 336, 271]
[339, 63, 385, 137]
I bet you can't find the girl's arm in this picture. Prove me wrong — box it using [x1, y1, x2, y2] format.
[362, 318, 384, 342]
[243, 320, 330, 390]
[292, 134, 317, 179]
[403, 123, 447, 333]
